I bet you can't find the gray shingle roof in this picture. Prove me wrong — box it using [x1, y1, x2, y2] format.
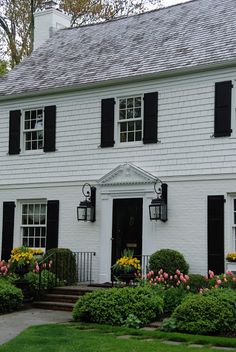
[1, 0, 236, 97]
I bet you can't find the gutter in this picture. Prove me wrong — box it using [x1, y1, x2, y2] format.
[0, 59, 236, 102]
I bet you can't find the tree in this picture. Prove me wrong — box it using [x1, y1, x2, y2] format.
[61, 0, 162, 26]
[0, 59, 7, 75]
[0, 0, 162, 68]
[0, 0, 44, 68]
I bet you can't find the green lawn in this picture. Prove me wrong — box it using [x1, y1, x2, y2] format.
[1, 323, 236, 352]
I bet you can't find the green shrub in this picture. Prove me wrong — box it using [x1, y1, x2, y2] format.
[188, 274, 209, 293]
[163, 287, 188, 315]
[172, 288, 236, 335]
[25, 270, 57, 298]
[0, 279, 23, 313]
[149, 249, 189, 276]
[44, 248, 76, 284]
[73, 286, 164, 326]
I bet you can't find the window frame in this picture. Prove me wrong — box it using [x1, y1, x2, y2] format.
[115, 94, 144, 147]
[20, 200, 47, 250]
[21, 107, 45, 153]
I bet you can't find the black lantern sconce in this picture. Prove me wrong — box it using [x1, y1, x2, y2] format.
[77, 183, 96, 222]
[149, 181, 168, 222]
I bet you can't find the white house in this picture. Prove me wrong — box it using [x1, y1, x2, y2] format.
[0, 0, 236, 283]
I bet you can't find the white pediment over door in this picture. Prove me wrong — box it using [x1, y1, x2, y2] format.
[98, 163, 157, 186]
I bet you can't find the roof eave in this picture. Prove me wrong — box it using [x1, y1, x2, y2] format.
[1, 59, 236, 102]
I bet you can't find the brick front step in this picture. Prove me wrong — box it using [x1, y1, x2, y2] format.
[41, 293, 79, 304]
[33, 285, 106, 311]
[50, 286, 99, 296]
[34, 300, 74, 311]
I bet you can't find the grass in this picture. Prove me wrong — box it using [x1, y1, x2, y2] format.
[1, 323, 236, 352]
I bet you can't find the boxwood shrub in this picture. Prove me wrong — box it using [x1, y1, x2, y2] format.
[163, 287, 188, 316]
[73, 286, 164, 326]
[44, 248, 76, 284]
[187, 274, 209, 293]
[0, 279, 23, 313]
[25, 270, 57, 298]
[149, 249, 189, 275]
[172, 288, 236, 335]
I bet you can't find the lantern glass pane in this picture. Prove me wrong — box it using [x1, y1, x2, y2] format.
[77, 206, 87, 221]
[149, 204, 161, 220]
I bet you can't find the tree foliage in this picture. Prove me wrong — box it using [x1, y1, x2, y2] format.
[0, 0, 162, 68]
[0, 59, 8, 75]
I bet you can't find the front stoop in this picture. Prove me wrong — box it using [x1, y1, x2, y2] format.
[33, 285, 105, 312]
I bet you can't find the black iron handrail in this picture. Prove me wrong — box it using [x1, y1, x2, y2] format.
[36, 251, 96, 296]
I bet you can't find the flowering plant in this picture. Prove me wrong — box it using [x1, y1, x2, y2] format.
[144, 269, 190, 290]
[226, 253, 236, 262]
[112, 249, 141, 274]
[9, 246, 43, 271]
[204, 270, 236, 290]
[0, 260, 9, 276]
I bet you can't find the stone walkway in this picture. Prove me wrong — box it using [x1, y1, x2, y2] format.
[0, 308, 72, 345]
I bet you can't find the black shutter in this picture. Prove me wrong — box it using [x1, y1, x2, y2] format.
[44, 105, 56, 152]
[101, 98, 115, 148]
[214, 81, 232, 137]
[143, 92, 158, 144]
[1, 202, 15, 260]
[9, 110, 21, 155]
[207, 195, 225, 274]
[46, 200, 59, 251]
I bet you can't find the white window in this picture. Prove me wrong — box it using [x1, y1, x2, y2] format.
[23, 109, 44, 151]
[233, 199, 236, 251]
[118, 96, 142, 143]
[21, 202, 47, 248]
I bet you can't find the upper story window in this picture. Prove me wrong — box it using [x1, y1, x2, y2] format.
[9, 105, 56, 155]
[118, 96, 142, 143]
[23, 109, 44, 151]
[100, 92, 158, 148]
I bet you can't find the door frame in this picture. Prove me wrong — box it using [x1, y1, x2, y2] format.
[111, 198, 143, 267]
[99, 187, 154, 283]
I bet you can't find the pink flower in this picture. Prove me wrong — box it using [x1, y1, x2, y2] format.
[159, 269, 163, 274]
[216, 279, 221, 285]
[226, 271, 233, 276]
[176, 269, 181, 275]
[184, 275, 189, 281]
[176, 280, 180, 286]
[174, 275, 178, 280]
[169, 275, 173, 280]
[163, 273, 168, 279]
[42, 263, 47, 269]
[186, 285, 190, 290]
[35, 264, 40, 273]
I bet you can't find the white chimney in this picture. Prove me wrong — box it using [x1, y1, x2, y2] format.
[34, 1, 71, 50]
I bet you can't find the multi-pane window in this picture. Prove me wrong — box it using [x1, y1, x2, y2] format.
[118, 96, 142, 143]
[21, 203, 47, 248]
[23, 109, 44, 151]
[233, 199, 236, 251]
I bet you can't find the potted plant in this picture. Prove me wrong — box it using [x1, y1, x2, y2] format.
[226, 253, 236, 273]
[9, 246, 44, 302]
[9, 246, 43, 277]
[112, 249, 141, 284]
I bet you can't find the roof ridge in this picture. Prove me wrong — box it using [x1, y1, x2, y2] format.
[62, 0, 197, 31]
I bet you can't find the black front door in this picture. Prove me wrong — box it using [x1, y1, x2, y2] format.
[111, 198, 143, 266]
